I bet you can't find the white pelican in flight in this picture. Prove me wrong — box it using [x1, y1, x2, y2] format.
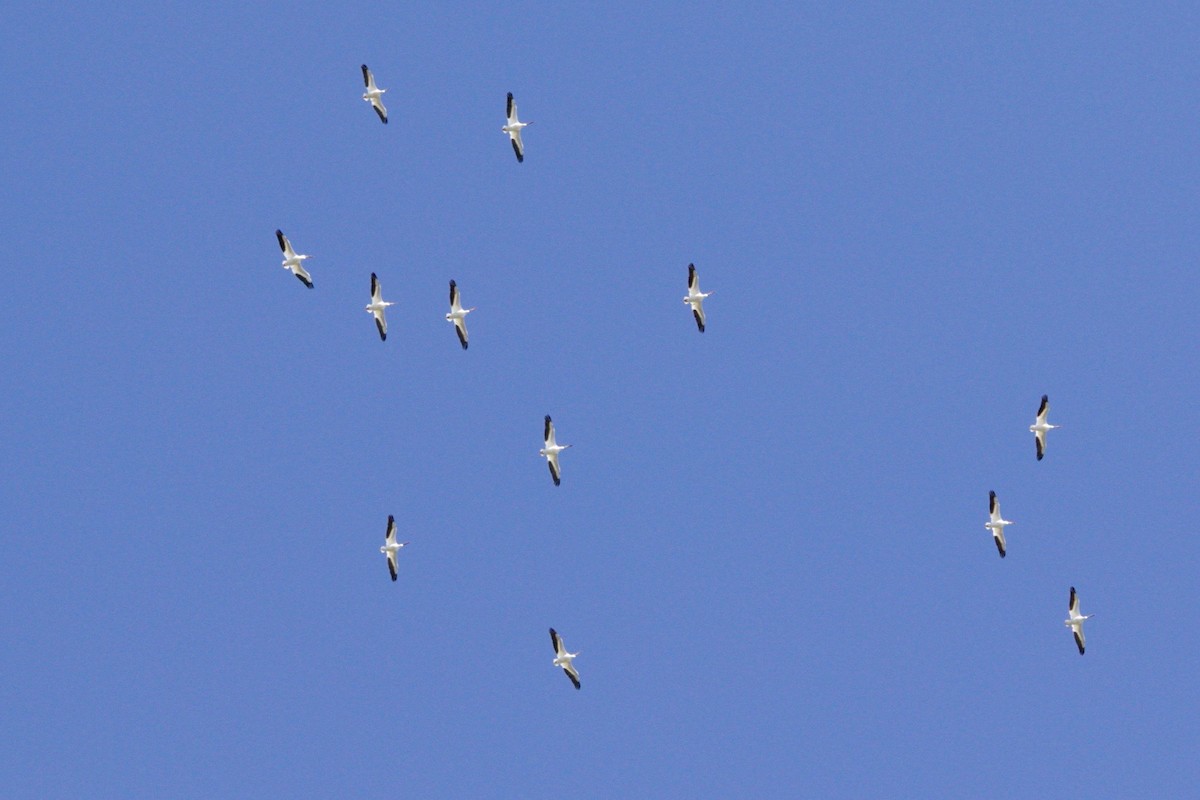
[683, 263, 712, 332]
[445, 280, 475, 350]
[365, 272, 393, 341]
[1030, 394, 1059, 461]
[275, 229, 313, 288]
[380, 515, 408, 582]
[361, 64, 388, 124]
[540, 415, 571, 486]
[985, 490, 1012, 558]
[1064, 586, 1092, 654]
[502, 92, 530, 163]
[549, 628, 580, 689]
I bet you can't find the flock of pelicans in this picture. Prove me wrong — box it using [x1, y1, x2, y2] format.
[991, 395, 1092, 655]
[274, 66, 1087, 692]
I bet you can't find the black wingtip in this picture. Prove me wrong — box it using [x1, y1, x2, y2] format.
[295, 272, 313, 289]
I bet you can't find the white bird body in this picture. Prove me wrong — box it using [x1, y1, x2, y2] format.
[1030, 394, 1060, 461]
[985, 490, 1013, 558]
[683, 263, 712, 332]
[503, 92, 530, 162]
[549, 628, 581, 689]
[540, 415, 572, 486]
[1064, 586, 1092, 654]
[365, 273, 393, 341]
[276, 229, 313, 288]
[361, 64, 388, 123]
[379, 515, 409, 582]
[445, 280, 475, 349]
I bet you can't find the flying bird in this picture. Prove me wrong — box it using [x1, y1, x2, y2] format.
[540, 415, 572, 486]
[549, 628, 581, 689]
[365, 272, 393, 341]
[379, 515, 408, 582]
[985, 490, 1013, 558]
[683, 263, 713, 332]
[1064, 586, 1092, 654]
[445, 280, 475, 350]
[1030, 394, 1059, 461]
[502, 92, 530, 163]
[361, 64, 388, 123]
[276, 229, 313, 288]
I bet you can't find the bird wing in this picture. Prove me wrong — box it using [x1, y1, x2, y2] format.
[1069, 586, 1079, 614]
[549, 628, 563, 655]
[374, 308, 387, 341]
[544, 416, 555, 446]
[449, 279, 460, 311]
[387, 550, 398, 582]
[688, 263, 699, 292]
[361, 64, 373, 89]
[547, 454, 561, 486]
[371, 273, 382, 303]
[372, 97, 388, 124]
[692, 303, 706, 333]
[563, 663, 581, 689]
[454, 317, 469, 350]
[1073, 627, 1086, 655]
[993, 528, 1006, 558]
[511, 130, 524, 163]
[1037, 394, 1050, 423]
[1035, 429, 1045, 461]
[276, 229, 293, 256]
[293, 264, 313, 289]
[989, 490, 998, 517]
[506, 92, 516, 122]
[385, 515, 396, 545]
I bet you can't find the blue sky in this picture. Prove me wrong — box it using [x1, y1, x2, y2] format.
[2, 2, 1198, 796]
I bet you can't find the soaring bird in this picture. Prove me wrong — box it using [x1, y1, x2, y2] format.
[380, 515, 408, 582]
[1030, 394, 1059, 461]
[549, 628, 581, 689]
[365, 273, 393, 341]
[502, 92, 530, 163]
[1064, 586, 1092, 654]
[683, 263, 713, 332]
[361, 64, 388, 123]
[275, 229, 313, 288]
[445, 280, 475, 350]
[539, 415, 572, 486]
[985, 490, 1013, 558]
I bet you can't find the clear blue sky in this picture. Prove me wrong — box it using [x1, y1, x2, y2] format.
[2, 2, 1198, 797]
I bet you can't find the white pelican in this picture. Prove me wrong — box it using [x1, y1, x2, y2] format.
[361, 64, 388, 124]
[1030, 394, 1059, 461]
[275, 229, 313, 288]
[502, 92, 530, 163]
[549, 628, 581, 689]
[380, 515, 408, 582]
[365, 272, 393, 341]
[683, 263, 712, 332]
[445, 279, 475, 350]
[985, 490, 1012, 558]
[540, 415, 571, 486]
[1064, 586, 1092, 654]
